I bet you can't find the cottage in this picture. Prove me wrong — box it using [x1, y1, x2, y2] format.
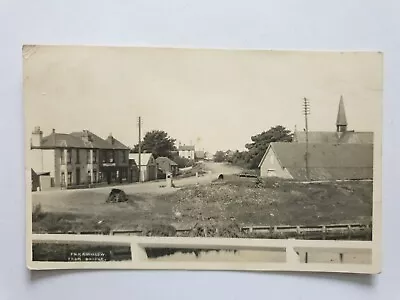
[258, 142, 373, 181]
[178, 145, 195, 160]
[129, 153, 157, 182]
[156, 157, 179, 177]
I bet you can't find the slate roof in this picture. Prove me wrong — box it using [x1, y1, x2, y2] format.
[179, 145, 195, 151]
[156, 156, 178, 166]
[35, 129, 129, 150]
[293, 131, 373, 144]
[259, 142, 373, 181]
[156, 157, 178, 173]
[129, 153, 154, 166]
[39, 133, 88, 148]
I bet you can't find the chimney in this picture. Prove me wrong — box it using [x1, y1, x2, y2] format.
[108, 133, 114, 145]
[31, 126, 43, 147]
[52, 128, 56, 146]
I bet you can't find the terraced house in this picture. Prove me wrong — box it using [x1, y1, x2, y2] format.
[30, 127, 132, 190]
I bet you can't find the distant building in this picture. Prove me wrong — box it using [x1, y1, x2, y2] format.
[293, 96, 373, 144]
[156, 156, 179, 177]
[178, 145, 195, 160]
[129, 153, 157, 182]
[258, 142, 373, 180]
[29, 127, 131, 189]
[194, 150, 205, 161]
[259, 96, 374, 181]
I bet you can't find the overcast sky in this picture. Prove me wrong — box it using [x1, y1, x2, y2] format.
[23, 46, 382, 154]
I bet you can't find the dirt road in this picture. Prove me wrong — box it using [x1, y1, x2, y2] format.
[31, 162, 241, 214]
[202, 161, 243, 176]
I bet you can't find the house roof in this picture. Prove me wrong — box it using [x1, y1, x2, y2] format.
[40, 133, 88, 148]
[179, 145, 195, 151]
[105, 135, 130, 150]
[259, 142, 373, 181]
[129, 153, 154, 165]
[36, 129, 129, 150]
[70, 131, 129, 150]
[156, 156, 178, 166]
[293, 131, 373, 144]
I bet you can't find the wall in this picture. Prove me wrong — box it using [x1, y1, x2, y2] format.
[179, 150, 195, 160]
[29, 149, 56, 186]
[259, 148, 293, 179]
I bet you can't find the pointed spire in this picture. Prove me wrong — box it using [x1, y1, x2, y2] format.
[336, 95, 348, 133]
[336, 95, 348, 126]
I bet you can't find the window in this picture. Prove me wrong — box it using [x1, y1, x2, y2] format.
[93, 150, 97, 163]
[67, 149, 72, 164]
[67, 172, 72, 185]
[60, 149, 65, 164]
[87, 150, 91, 164]
[107, 151, 114, 163]
[121, 151, 126, 163]
[76, 149, 80, 164]
[93, 170, 97, 182]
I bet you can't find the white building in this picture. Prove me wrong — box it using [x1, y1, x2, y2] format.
[178, 145, 195, 160]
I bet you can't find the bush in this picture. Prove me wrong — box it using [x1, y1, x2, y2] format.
[173, 156, 194, 168]
[32, 203, 46, 222]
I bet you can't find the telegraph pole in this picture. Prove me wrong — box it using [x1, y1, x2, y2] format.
[138, 116, 142, 183]
[303, 98, 310, 181]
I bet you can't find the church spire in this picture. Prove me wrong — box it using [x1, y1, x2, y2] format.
[336, 95, 348, 132]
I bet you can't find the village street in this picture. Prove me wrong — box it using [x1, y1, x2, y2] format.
[31, 161, 243, 214]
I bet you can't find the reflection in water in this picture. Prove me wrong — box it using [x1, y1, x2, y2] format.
[145, 248, 286, 262]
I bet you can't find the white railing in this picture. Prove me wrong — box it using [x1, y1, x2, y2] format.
[30, 233, 375, 273]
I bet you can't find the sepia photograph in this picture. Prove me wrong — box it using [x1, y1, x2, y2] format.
[24, 45, 382, 273]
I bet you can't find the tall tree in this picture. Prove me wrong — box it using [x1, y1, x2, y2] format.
[244, 125, 293, 169]
[213, 151, 227, 163]
[131, 130, 177, 158]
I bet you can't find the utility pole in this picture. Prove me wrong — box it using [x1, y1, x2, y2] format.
[303, 98, 310, 181]
[138, 116, 142, 183]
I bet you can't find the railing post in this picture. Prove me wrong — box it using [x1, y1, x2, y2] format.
[130, 242, 148, 261]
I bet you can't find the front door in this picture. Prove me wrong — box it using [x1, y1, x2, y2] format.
[106, 171, 111, 184]
[76, 168, 81, 185]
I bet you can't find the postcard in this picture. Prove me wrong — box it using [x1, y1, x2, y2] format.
[24, 45, 382, 273]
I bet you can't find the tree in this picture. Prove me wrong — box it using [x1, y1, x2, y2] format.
[213, 151, 226, 162]
[131, 130, 177, 158]
[244, 125, 293, 169]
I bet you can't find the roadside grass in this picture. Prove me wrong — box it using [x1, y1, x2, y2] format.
[170, 177, 373, 227]
[32, 177, 372, 236]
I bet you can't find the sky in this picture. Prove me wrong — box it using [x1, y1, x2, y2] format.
[23, 46, 383, 154]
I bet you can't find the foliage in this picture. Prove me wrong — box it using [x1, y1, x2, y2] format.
[224, 125, 293, 169]
[131, 130, 177, 159]
[213, 150, 226, 162]
[172, 155, 194, 168]
[32, 203, 46, 222]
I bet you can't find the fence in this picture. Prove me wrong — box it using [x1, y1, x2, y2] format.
[47, 222, 371, 241]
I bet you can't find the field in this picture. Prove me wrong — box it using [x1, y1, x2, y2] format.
[32, 172, 373, 238]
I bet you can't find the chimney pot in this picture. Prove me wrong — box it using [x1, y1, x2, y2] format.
[52, 128, 55, 133]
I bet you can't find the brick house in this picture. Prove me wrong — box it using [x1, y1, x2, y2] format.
[29, 127, 132, 189]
